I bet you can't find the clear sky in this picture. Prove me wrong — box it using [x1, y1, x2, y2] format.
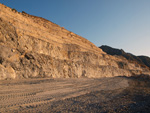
[1, 0, 150, 56]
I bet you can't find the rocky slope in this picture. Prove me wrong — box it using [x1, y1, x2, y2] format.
[138, 56, 150, 68]
[0, 4, 150, 80]
[100, 45, 150, 69]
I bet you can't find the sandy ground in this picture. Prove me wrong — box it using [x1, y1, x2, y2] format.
[0, 76, 150, 113]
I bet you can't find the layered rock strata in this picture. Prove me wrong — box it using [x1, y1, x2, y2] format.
[0, 4, 150, 80]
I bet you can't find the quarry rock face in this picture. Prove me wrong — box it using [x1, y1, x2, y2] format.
[0, 4, 150, 80]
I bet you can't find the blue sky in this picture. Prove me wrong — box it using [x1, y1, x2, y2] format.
[1, 0, 150, 56]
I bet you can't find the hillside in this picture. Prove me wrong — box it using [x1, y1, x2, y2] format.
[100, 45, 150, 69]
[0, 3, 150, 80]
[138, 56, 150, 68]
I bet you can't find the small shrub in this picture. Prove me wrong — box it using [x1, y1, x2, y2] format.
[12, 8, 17, 12]
[22, 11, 27, 14]
[22, 11, 28, 16]
[117, 62, 128, 69]
[0, 57, 3, 64]
[0, 18, 2, 21]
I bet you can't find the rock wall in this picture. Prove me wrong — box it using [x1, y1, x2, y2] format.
[0, 4, 150, 80]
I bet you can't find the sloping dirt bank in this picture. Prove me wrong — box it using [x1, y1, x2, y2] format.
[0, 76, 150, 113]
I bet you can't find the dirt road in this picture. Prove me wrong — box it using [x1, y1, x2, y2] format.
[0, 77, 150, 113]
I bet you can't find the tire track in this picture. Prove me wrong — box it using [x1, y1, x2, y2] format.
[0, 77, 129, 112]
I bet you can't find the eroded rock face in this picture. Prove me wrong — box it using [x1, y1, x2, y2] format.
[0, 4, 150, 80]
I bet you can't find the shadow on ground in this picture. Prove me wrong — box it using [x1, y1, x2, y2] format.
[1, 75, 150, 113]
[47, 75, 150, 113]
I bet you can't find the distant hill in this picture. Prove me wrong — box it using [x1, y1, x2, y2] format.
[138, 56, 150, 68]
[100, 45, 150, 69]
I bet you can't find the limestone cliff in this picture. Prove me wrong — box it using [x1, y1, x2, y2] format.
[0, 4, 150, 80]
